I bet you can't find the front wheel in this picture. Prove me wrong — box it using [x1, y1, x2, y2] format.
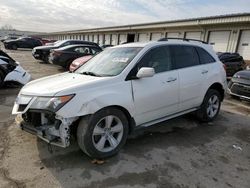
[196, 89, 221, 122]
[77, 108, 129, 159]
[12, 44, 17, 50]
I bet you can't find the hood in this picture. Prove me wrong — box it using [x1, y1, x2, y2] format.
[234, 70, 250, 80]
[4, 39, 16, 43]
[33, 45, 56, 50]
[73, 55, 93, 63]
[20, 72, 108, 96]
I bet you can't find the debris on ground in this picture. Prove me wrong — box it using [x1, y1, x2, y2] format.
[91, 159, 105, 165]
[232, 145, 243, 151]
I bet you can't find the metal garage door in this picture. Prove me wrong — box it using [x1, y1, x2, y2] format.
[151, 32, 162, 41]
[104, 34, 111, 45]
[93, 35, 98, 43]
[185, 32, 202, 40]
[208, 31, 230, 52]
[119, 34, 127, 44]
[111, 34, 118, 45]
[99, 34, 104, 45]
[138, 33, 149, 42]
[237, 30, 250, 60]
[167, 32, 180, 38]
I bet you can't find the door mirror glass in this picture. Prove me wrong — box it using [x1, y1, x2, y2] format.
[136, 67, 155, 78]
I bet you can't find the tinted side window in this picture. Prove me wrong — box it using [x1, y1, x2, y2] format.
[138, 46, 172, 73]
[73, 47, 90, 54]
[171, 46, 199, 69]
[196, 47, 215, 64]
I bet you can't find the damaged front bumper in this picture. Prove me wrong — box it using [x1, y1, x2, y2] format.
[13, 97, 78, 147]
[4, 64, 31, 85]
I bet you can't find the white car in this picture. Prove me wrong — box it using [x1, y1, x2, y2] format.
[12, 39, 227, 158]
[0, 50, 31, 87]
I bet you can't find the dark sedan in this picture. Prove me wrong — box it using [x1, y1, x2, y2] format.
[218, 52, 246, 77]
[32, 40, 99, 62]
[49, 44, 102, 68]
[228, 69, 250, 100]
[3, 37, 42, 50]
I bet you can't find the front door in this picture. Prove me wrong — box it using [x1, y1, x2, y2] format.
[132, 46, 179, 125]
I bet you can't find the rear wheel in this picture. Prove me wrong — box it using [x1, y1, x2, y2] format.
[77, 108, 129, 159]
[196, 89, 221, 122]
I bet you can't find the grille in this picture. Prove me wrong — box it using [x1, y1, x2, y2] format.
[230, 83, 250, 98]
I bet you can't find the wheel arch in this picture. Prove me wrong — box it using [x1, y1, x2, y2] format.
[207, 82, 225, 101]
[77, 105, 136, 135]
[96, 105, 136, 134]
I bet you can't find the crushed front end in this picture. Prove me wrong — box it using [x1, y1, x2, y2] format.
[12, 95, 77, 147]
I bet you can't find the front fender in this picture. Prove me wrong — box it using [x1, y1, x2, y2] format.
[56, 82, 135, 119]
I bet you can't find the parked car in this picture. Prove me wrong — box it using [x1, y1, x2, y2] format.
[32, 40, 100, 62]
[49, 44, 101, 68]
[12, 40, 226, 159]
[217, 52, 246, 77]
[3, 37, 42, 50]
[0, 50, 31, 87]
[228, 69, 250, 100]
[0, 36, 19, 42]
[30, 37, 57, 45]
[69, 55, 93, 72]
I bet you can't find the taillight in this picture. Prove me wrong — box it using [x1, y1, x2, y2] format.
[222, 63, 227, 71]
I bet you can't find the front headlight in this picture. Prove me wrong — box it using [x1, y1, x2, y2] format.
[30, 94, 74, 112]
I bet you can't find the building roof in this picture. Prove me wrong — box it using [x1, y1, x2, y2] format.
[40, 13, 250, 35]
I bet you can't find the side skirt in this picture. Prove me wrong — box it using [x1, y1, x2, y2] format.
[136, 108, 198, 129]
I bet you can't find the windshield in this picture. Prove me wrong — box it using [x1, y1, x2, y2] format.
[75, 47, 142, 76]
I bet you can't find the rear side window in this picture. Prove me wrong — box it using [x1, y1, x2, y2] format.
[138, 46, 172, 73]
[171, 46, 199, 69]
[196, 47, 215, 64]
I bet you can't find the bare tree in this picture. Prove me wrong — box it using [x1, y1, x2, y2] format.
[1, 24, 16, 31]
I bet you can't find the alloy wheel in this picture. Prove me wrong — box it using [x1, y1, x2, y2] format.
[92, 115, 124, 152]
[206, 95, 219, 118]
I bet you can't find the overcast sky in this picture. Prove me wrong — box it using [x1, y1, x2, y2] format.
[0, 0, 250, 32]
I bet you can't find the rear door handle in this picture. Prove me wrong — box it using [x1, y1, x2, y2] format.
[202, 70, 208, 74]
[166, 77, 177, 82]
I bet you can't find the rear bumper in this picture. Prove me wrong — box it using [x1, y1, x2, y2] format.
[4, 65, 31, 85]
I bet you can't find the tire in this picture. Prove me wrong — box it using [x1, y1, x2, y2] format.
[12, 44, 17, 50]
[0, 70, 5, 88]
[43, 55, 49, 63]
[196, 89, 222, 122]
[77, 108, 129, 159]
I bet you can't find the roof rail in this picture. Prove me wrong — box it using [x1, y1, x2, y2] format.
[158, 37, 208, 44]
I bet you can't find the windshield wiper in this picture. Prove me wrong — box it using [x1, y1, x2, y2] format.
[80, 71, 101, 77]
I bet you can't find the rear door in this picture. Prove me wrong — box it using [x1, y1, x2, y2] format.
[171, 45, 208, 110]
[132, 45, 179, 125]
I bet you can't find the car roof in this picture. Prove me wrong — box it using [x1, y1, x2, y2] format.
[114, 40, 212, 49]
[56, 44, 101, 50]
[113, 39, 217, 60]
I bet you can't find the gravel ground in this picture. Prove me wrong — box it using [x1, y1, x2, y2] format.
[0, 46, 250, 188]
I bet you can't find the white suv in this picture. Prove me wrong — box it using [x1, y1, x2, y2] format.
[12, 39, 227, 158]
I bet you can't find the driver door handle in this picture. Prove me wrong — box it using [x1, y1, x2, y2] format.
[166, 77, 177, 82]
[202, 70, 208, 74]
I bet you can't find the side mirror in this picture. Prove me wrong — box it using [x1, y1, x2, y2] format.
[136, 67, 155, 78]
